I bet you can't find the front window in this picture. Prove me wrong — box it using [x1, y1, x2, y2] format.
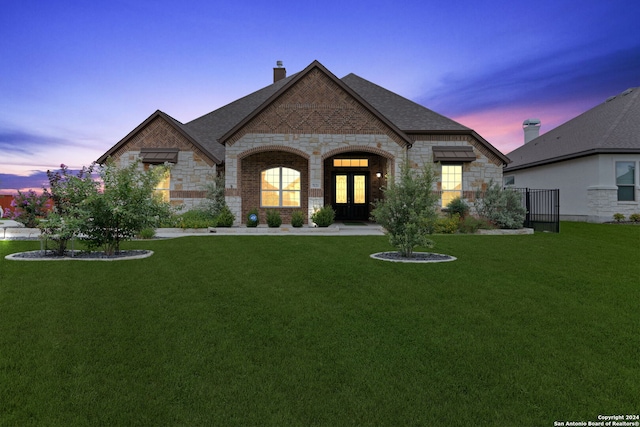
[261, 167, 301, 207]
[144, 164, 170, 202]
[616, 161, 636, 201]
[441, 164, 462, 207]
[156, 170, 170, 202]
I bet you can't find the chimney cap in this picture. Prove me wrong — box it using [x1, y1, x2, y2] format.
[523, 118, 541, 127]
[276, 60, 283, 68]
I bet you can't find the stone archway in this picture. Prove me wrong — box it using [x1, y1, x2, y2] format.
[322, 147, 394, 221]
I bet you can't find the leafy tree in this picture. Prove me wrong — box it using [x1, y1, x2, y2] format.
[42, 164, 99, 255]
[82, 159, 171, 255]
[371, 163, 439, 258]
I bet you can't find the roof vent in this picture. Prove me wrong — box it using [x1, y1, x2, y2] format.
[606, 96, 616, 102]
[622, 88, 633, 96]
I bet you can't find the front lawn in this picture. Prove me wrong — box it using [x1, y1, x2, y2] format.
[0, 222, 638, 426]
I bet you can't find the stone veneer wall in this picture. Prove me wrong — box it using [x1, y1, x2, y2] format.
[117, 150, 217, 212]
[227, 133, 404, 225]
[408, 136, 504, 212]
[110, 116, 218, 212]
[226, 133, 505, 224]
[587, 186, 640, 222]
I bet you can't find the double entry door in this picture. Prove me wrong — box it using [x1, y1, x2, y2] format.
[332, 172, 369, 221]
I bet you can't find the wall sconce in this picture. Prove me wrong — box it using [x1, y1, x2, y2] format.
[376, 172, 382, 178]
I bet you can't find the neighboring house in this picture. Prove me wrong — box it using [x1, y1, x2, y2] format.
[504, 87, 640, 223]
[98, 60, 509, 225]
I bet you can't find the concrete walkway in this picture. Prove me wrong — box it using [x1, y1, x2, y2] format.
[155, 222, 386, 237]
[0, 220, 386, 239]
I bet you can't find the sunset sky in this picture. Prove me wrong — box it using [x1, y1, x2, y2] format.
[1, 0, 638, 193]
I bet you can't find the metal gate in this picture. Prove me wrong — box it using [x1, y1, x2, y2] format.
[512, 188, 560, 233]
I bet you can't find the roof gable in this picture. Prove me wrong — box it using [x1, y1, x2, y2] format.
[97, 110, 222, 165]
[506, 87, 640, 171]
[220, 60, 412, 147]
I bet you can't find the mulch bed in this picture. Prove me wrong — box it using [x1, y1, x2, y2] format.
[370, 251, 456, 263]
[6, 250, 153, 261]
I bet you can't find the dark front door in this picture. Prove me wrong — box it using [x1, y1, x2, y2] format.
[332, 172, 369, 221]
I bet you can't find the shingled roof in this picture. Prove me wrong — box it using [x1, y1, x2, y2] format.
[340, 73, 470, 132]
[100, 60, 508, 165]
[505, 87, 640, 172]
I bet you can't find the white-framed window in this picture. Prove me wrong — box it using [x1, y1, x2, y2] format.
[503, 175, 515, 186]
[261, 167, 301, 207]
[616, 161, 636, 201]
[441, 164, 462, 207]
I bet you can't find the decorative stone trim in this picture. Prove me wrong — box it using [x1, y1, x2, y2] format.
[238, 145, 310, 160]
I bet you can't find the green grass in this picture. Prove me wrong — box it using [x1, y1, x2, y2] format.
[0, 222, 638, 426]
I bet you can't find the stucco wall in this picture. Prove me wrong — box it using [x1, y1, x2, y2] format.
[504, 154, 640, 222]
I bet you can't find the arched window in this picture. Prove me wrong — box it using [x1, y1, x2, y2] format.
[261, 167, 301, 207]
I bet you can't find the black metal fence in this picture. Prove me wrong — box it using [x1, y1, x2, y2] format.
[511, 188, 560, 233]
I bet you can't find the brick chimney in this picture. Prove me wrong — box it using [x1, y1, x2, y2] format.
[273, 60, 286, 83]
[523, 119, 541, 144]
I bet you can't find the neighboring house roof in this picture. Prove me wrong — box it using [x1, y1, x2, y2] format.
[505, 87, 640, 172]
[99, 60, 510, 165]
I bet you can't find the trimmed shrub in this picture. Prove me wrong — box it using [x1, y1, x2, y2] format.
[629, 213, 640, 222]
[291, 210, 305, 227]
[446, 197, 470, 219]
[459, 215, 495, 234]
[246, 208, 259, 227]
[476, 181, 526, 229]
[177, 210, 217, 228]
[433, 214, 460, 234]
[216, 206, 235, 227]
[613, 213, 625, 222]
[266, 210, 282, 228]
[311, 205, 335, 227]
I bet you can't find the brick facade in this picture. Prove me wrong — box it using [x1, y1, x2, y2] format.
[102, 62, 507, 225]
[240, 150, 309, 224]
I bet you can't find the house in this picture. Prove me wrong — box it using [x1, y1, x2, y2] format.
[98, 60, 509, 225]
[504, 87, 640, 223]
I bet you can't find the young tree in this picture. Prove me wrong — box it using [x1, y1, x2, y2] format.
[41, 164, 99, 255]
[82, 159, 171, 255]
[371, 163, 439, 258]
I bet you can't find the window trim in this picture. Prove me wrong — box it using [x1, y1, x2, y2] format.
[260, 167, 301, 208]
[615, 161, 636, 202]
[441, 163, 463, 208]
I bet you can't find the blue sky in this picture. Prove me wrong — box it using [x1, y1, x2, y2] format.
[1, 0, 638, 193]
